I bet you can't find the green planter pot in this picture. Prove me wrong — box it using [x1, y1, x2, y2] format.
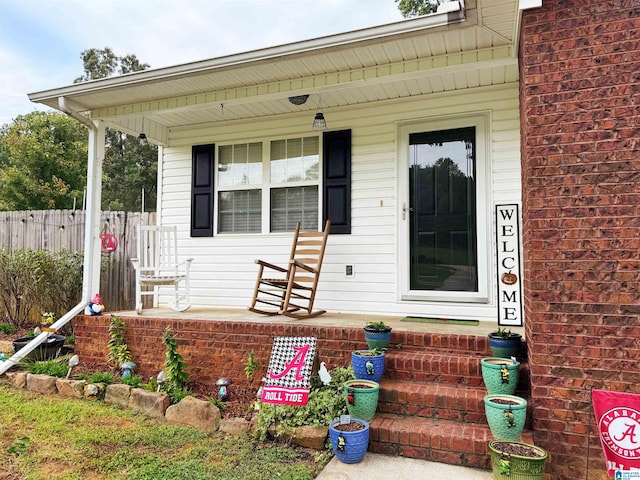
[488, 440, 548, 480]
[343, 379, 380, 421]
[484, 394, 527, 441]
[481, 358, 520, 395]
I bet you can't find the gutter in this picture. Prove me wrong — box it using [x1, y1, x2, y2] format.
[0, 99, 101, 377]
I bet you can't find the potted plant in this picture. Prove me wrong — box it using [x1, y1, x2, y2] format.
[488, 327, 522, 358]
[329, 416, 370, 464]
[481, 357, 520, 395]
[363, 321, 392, 350]
[484, 394, 527, 441]
[488, 439, 548, 480]
[351, 348, 385, 383]
[343, 379, 379, 421]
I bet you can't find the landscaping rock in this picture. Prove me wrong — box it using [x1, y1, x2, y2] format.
[219, 417, 251, 436]
[26, 374, 57, 395]
[268, 424, 328, 450]
[165, 396, 220, 430]
[84, 383, 106, 400]
[6, 371, 27, 389]
[105, 384, 132, 407]
[56, 378, 86, 399]
[129, 388, 170, 418]
[0, 340, 13, 353]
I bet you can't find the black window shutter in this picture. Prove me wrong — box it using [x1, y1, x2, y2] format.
[323, 129, 351, 234]
[191, 144, 215, 237]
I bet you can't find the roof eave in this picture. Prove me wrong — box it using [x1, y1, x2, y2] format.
[27, 3, 465, 108]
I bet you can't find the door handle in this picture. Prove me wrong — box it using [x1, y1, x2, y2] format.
[402, 203, 414, 220]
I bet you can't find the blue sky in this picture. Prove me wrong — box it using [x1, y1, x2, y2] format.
[0, 0, 405, 126]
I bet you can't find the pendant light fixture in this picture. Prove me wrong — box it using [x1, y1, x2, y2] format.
[138, 118, 148, 145]
[312, 96, 327, 131]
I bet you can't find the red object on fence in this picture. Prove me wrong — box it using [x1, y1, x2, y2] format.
[592, 389, 640, 475]
[99, 233, 118, 253]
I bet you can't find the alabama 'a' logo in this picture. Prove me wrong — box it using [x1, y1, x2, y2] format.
[598, 406, 640, 459]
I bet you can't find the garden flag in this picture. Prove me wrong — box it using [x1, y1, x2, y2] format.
[261, 337, 317, 406]
[592, 389, 640, 476]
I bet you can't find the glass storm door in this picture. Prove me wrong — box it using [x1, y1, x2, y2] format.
[408, 127, 478, 293]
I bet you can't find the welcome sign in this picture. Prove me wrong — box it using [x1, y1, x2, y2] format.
[495, 204, 524, 327]
[261, 337, 317, 406]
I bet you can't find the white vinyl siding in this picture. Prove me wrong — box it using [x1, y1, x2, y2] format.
[159, 83, 521, 322]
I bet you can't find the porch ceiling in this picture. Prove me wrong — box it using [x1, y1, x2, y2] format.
[28, 0, 522, 145]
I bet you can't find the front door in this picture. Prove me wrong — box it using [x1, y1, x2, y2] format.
[407, 127, 478, 295]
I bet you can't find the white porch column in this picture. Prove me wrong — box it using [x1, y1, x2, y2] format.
[83, 120, 105, 298]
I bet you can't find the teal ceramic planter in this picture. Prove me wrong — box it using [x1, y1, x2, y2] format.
[343, 379, 380, 421]
[484, 394, 527, 441]
[488, 333, 522, 358]
[481, 358, 520, 395]
[364, 328, 392, 350]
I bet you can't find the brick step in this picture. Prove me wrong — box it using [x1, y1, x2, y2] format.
[382, 349, 530, 388]
[387, 331, 493, 354]
[377, 379, 488, 423]
[368, 413, 534, 470]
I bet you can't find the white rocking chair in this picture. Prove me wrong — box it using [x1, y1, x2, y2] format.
[131, 225, 193, 314]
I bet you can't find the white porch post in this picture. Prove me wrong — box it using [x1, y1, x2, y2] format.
[83, 120, 105, 297]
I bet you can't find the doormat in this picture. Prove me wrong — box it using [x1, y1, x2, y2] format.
[401, 317, 479, 326]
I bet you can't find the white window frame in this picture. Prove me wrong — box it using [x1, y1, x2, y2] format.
[397, 113, 492, 303]
[214, 134, 322, 235]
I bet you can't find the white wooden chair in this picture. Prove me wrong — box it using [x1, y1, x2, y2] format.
[131, 225, 193, 314]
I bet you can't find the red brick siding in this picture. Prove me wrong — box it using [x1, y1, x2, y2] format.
[520, 1, 640, 478]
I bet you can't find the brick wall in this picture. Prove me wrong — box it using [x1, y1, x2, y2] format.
[520, 1, 640, 478]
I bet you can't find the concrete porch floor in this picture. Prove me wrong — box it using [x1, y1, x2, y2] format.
[112, 305, 525, 338]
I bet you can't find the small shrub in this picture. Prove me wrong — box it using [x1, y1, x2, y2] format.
[120, 374, 142, 387]
[162, 327, 188, 391]
[107, 316, 132, 367]
[88, 372, 114, 385]
[244, 349, 259, 386]
[256, 365, 355, 441]
[0, 323, 14, 334]
[28, 360, 69, 378]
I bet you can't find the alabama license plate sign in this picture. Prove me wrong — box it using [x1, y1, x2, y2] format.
[261, 337, 317, 406]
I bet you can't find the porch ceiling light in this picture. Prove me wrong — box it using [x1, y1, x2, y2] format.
[312, 96, 327, 131]
[288, 94, 309, 105]
[138, 118, 149, 145]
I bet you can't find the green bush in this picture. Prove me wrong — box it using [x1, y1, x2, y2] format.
[0, 323, 14, 334]
[0, 248, 83, 329]
[255, 365, 355, 442]
[120, 374, 142, 387]
[87, 372, 114, 384]
[27, 359, 69, 378]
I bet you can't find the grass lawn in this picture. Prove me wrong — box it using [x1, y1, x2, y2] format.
[0, 384, 330, 480]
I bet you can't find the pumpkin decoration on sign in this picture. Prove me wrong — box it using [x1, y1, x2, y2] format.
[501, 271, 518, 285]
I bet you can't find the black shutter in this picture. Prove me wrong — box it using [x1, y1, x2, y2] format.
[323, 129, 351, 234]
[191, 144, 215, 237]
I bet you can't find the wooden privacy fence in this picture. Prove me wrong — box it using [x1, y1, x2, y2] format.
[0, 209, 156, 312]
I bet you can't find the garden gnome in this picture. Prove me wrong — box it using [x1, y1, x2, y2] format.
[85, 293, 104, 315]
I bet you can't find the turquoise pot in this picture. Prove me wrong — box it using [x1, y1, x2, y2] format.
[343, 379, 380, 422]
[484, 394, 527, 441]
[481, 358, 520, 395]
[488, 333, 522, 358]
[364, 328, 392, 349]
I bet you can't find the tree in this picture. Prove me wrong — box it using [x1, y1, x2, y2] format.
[74, 48, 150, 83]
[75, 48, 157, 211]
[395, 0, 440, 17]
[0, 112, 88, 210]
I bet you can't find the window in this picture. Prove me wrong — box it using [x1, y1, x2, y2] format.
[217, 142, 262, 233]
[192, 130, 350, 237]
